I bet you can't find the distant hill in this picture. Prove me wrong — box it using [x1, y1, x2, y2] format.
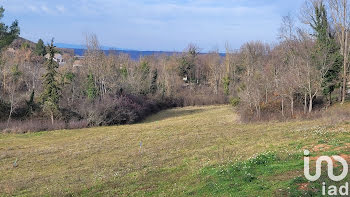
[55, 43, 125, 51]
[72, 48, 181, 60]
[55, 43, 183, 60]
[9, 37, 36, 49]
[56, 43, 225, 60]
[9, 39, 225, 60]
[9, 38, 74, 55]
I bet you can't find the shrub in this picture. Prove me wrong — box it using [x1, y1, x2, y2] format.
[0, 119, 91, 134]
[0, 99, 10, 121]
[67, 120, 89, 130]
[180, 87, 227, 106]
[82, 93, 181, 126]
[229, 97, 240, 107]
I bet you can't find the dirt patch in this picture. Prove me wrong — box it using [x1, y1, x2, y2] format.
[297, 183, 309, 191]
[303, 144, 331, 153]
[339, 154, 350, 163]
[334, 143, 350, 151]
[311, 144, 331, 152]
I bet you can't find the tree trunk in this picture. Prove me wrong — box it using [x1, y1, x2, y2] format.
[304, 92, 307, 114]
[281, 97, 285, 117]
[255, 103, 261, 120]
[51, 111, 54, 125]
[6, 105, 13, 128]
[308, 93, 313, 113]
[6, 91, 15, 128]
[341, 31, 348, 104]
[290, 96, 294, 117]
[340, 86, 343, 102]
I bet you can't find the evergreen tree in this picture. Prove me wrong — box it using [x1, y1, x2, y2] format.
[178, 46, 198, 83]
[41, 39, 60, 124]
[0, 6, 20, 107]
[150, 69, 158, 94]
[140, 61, 150, 81]
[310, 2, 342, 105]
[86, 72, 98, 100]
[223, 76, 230, 96]
[0, 6, 20, 50]
[35, 39, 46, 56]
[26, 90, 35, 117]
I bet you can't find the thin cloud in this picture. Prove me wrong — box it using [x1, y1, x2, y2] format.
[40, 5, 51, 14]
[28, 5, 38, 13]
[56, 5, 66, 14]
[130, 18, 165, 26]
[1, 0, 305, 51]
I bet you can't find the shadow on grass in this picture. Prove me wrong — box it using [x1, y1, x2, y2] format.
[142, 108, 207, 123]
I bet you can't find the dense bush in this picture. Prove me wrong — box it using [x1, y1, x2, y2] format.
[87, 94, 181, 126]
[0, 92, 182, 133]
[0, 99, 10, 121]
[229, 97, 240, 107]
[0, 119, 89, 134]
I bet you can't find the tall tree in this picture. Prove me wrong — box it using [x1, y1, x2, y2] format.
[86, 72, 98, 100]
[35, 39, 46, 56]
[328, 0, 350, 104]
[178, 44, 198, 83]
[6, 64, 22, 127]
[0, 6, 20, 107]
[0, 6, 20, 51]
[310, 1, 342, 105]
[41, 39, 60, 125]
[150, 69, 158, 95]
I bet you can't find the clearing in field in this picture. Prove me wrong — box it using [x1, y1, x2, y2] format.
[1, 105, 350, 196]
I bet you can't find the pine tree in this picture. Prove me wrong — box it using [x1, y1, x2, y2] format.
[310, 2, 342, 105]
[41, 39, 60, 124]
[0, 6, 20, 109]
[178, 45, 198, 83]
[0, 6, 20, 50]
[35, 39, 46, 56]
[86, 72, 98, 100]
[223, 76, 230, 96]
[150, 69, 158, 94]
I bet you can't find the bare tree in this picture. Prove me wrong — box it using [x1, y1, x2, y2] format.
[206, 52, 224, 95]
[4, 64, 22, 127]
[296, 30, 334, 112]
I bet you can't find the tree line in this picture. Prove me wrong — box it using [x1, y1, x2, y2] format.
[1, 1, 350, 132]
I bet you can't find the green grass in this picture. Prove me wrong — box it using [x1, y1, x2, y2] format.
[1, 105, 350, 196]
[189, 152, 303, 196]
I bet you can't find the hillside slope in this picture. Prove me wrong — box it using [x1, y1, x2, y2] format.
[0, 105, 350, 196]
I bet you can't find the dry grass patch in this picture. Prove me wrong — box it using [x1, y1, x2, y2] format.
[0, 105, 349, 196]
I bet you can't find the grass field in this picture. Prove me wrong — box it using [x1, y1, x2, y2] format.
[1, 105, 350, 196]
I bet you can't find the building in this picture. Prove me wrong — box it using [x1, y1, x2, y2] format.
[45, 53, 65, 66]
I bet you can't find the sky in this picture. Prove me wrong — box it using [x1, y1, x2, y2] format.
[0, 0, 305, 52]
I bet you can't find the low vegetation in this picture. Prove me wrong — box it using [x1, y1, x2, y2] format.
[1, 105, 350, 196]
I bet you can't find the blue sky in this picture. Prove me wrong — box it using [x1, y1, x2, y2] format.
[1, 0, 305, 52]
